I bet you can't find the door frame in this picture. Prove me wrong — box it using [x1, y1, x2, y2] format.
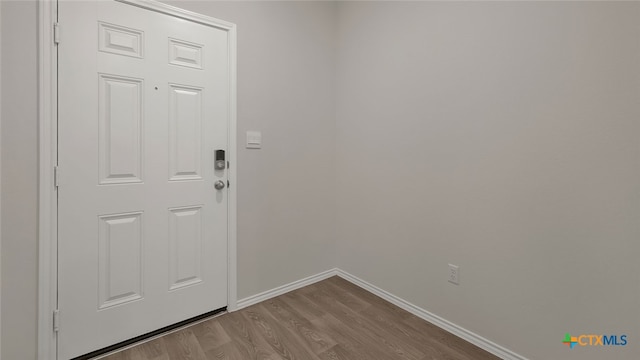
[37, 1, 238, 358]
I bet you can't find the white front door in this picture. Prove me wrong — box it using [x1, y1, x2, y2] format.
[57, 1, 231, 358]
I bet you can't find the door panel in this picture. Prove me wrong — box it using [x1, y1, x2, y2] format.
[98, 212, 144, 309]
[57, 1, 230, 358]
[168, 206, 204, 290]
[98, 74, 144, 184]
[168, 84, 203, 181]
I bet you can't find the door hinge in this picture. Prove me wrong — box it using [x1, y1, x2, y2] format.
[53, 310, 60, 332]
[54, 166, 60, 188]
[53, 22, 60, 45]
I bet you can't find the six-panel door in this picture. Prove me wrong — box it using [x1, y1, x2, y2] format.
[57, 1, 230, 358]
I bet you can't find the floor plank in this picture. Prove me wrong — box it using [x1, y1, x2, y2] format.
[191, 320, 232, 352]
[325, 276, 414, 320]
[163, 329, 208, 360]
[216, 310, 284, 360]
[204, 342, 246, 360]
[244, 304, 322, 360]
[261, 297, 337, 355]
[98, 277, 501, 360]
[302, 284, 425, 360]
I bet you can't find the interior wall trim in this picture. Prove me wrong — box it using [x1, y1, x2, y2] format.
[236, 269, 338, 310]
[335, 269, 528, 360]
[236, 268, 528, 360]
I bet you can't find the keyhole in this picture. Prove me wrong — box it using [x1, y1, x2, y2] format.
[155, 86, 158, 90]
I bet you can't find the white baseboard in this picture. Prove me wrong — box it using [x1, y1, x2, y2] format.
[236, 268, 338, 310]
[234, 268, 527, 360]
[335, 269, 529, 360]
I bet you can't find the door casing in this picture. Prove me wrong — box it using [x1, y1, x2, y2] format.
[36, 1, 237, 359]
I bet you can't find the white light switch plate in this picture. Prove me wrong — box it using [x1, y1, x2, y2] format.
[246, 131, 262, 149]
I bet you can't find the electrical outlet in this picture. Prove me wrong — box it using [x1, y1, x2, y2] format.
[448, 264, 460, 285]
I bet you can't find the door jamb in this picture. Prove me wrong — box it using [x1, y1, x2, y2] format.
[37, 1, 238, 359]
[37, 1, 58, 359]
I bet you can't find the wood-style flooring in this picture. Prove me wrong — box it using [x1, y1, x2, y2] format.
[99, 276, 501, 360]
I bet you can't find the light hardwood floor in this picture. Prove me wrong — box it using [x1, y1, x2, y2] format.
[99, 276, 501, 360]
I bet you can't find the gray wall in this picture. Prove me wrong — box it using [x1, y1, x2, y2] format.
[0, 1, 337, 358]
[335, 2, 640, 360]
[1, 1, 39, 360]
[0, 0, 3, 356]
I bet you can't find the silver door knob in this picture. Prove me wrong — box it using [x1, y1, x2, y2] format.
[214, 180, 225, 190]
